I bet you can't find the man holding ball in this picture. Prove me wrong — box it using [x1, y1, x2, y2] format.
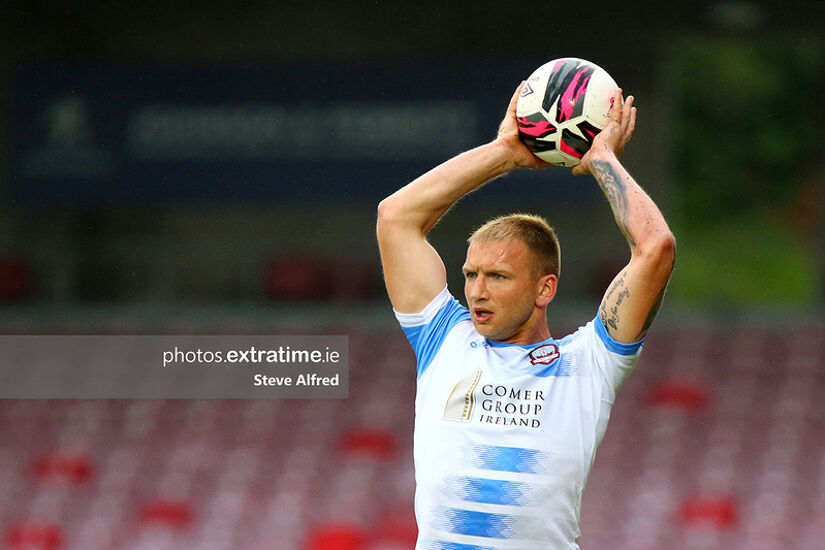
[377, 82, 675, 549]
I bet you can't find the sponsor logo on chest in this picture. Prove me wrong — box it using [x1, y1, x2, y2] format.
[443, 374, 547, 429]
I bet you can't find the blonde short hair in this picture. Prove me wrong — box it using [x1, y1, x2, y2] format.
[468, 213, 561, 279]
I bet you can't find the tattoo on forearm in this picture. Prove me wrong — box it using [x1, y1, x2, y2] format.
[592, 160, 636, 248]
[600, 273, 630, 331]
[635, 257, 676, 339]
[636, 286, 665, 340]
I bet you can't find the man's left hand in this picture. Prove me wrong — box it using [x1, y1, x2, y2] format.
[573, 89, 636, 176]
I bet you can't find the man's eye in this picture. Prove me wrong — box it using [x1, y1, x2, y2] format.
[493, 274, 505, 280]
[465, 272, 476, 279]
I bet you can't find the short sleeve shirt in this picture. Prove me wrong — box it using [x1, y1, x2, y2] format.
[395, 287, 643, 550]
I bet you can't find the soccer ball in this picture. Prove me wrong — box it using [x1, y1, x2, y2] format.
[516, 57, 618, 167]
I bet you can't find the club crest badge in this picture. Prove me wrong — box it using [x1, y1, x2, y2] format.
[529, 344, 560, 366]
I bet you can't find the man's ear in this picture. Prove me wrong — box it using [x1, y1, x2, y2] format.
[536, 273, 558, 308]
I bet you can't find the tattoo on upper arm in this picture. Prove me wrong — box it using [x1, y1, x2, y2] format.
[591, 160, 636, 248]
[600, 273, 630, 332]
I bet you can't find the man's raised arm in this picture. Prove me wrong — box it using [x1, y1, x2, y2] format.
[574, 91, 676, 343]
[377, 84, 549, 314]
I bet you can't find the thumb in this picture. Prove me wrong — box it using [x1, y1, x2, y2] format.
[571, 163, 589, 176]
[508, 81, 526, 114]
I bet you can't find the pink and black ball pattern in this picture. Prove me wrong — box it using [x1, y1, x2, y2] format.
[516, 57, 615, 165]
[544, 59, 595, 123]
[516, 112, 557, 153]
[561, 120, 601, 159]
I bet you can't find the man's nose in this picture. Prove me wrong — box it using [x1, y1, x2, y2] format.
[469, 277, 489, 300]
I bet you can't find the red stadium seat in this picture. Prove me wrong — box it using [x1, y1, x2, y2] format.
[30, 451, 93, 486]
[679, 494, 739, 529]
[646, 378, 710, 413]
[338, 428, 397, 459]
[0, 258, 30, 301]
[137, 498, 193, 529]
[304, 523, 368, 550]
[265, 256, 333, 301]
[4, 521, 62, 550]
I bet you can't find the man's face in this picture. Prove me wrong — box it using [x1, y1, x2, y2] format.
[462, 239, 546, 343]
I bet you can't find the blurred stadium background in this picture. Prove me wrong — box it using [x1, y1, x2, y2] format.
[1, 1, 824, 549]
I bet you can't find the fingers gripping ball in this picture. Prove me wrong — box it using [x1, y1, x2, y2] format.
[516, 58, 618, 167]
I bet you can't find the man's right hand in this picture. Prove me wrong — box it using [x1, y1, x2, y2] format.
[493, 82, 553, 171]
[377, 82, 552, 315]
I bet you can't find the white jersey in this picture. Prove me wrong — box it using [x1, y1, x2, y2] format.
[395, 287, 643, 550]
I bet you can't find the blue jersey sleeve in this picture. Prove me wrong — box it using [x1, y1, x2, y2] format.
[394, 287, 471, 379]
[593, 314, 645, 356]
[586, 314, 645, 403]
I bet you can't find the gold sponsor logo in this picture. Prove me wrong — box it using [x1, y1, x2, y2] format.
[443, 369, 482, 422]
